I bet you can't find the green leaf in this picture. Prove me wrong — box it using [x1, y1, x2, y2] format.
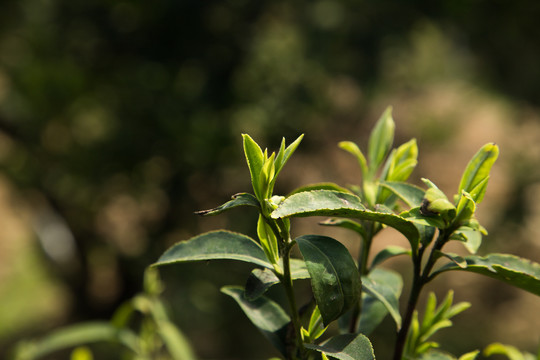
[362, 268, 403, 330]
[305, 333, 375, 360]
[221, 286, 290, 356]
[243, 134, 265, 200]
[244, 260, 309, 300]
[421, 187, 456, 223]
[289, 182, 352, 196]
[450, 226, 482, 254]
[157, 320, 197, 360]
[419, 350, 459, 360]
[338, 141, 369, 177]
[272, 190, 419, 252]
[432, 254, 540, 296]
[381, 181, 425, 208]
[296, 235, 361, 326]
[371, 246, 410, 268]
[368, 106, 395, 172]
[14, 322, 138, 359]
[454, 191, 476, 225]
[459, 350, 480, 360]
[153, 230, 273, 269]
[274, 134, 304, 178]
[484, 343, 534, 360]
[195, 193, 259, 216]
[257, 214, 279, 265]
[457, 143, 499, 204]
[319, 218, 367, 240]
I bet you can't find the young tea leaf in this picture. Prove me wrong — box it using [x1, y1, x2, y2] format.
[368, 106, 395, 172]
[243, 134, 265, 200]
[296, 234, 361, 326]
[338, 141, 369, 178]
[381, 181, 425, 208]
[457, 143, 499, 204]
[362, 268, 403, 330]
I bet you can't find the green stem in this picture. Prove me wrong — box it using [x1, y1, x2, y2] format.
[392, 231, 450, 360]
[282, 241, 305, 359]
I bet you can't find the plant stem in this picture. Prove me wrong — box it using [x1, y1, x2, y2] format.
[392, 231, 450, 360]
[282, 241, 305, 359]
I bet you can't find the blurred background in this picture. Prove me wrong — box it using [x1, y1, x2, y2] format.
[1, 0, 540, 358]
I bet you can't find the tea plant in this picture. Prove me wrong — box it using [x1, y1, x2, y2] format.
[13, 108, 540, 360]
[154, 107, 540, 360]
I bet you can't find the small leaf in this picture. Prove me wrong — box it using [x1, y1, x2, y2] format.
[222, 286, 290, 356]
[450, 226, 482, 254]
[244, 260, 310, 300]
[274, 134, 304, 177]
[320, 218, 367, 240]
[459, 350, 480, 360]
[154, 230, 272, 269]
[371, 246, 410, 268]
[304, 333, 375, 360]
[272, 190, 419, 253]
[362, 268, 403, 330]
[454, 191, 476, 225]
[484, 343, 530, 360]
[243, 134, 265, 200]
[195, 193, 260, 216]
[368, 106, 395, 172]
[382, 181, 425, 208]
[296, 235, 361, 326]
[458, 143, 499, 204]
[339, 141, 369, 178]
[432, 254, 540, 296]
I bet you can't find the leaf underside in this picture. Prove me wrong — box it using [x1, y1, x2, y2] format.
[433, 253, 540, 296]
[305, 333, 375, 360]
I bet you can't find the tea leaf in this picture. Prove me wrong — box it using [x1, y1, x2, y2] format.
[154, 230, 272, 269]
[457, 143, 499, 204]
[381, 181, 425, 208]
[221, 286, 290, 356]
[368, 106, 395, 172]
[338, 141, 369, 177]
[195, 193, 259, 216]
[371, 246, 410, 268]
[243, 134, 265, 200]
[296, 235, 361, 326]
[272, 190, 419, 252]
[304, 333, 375, 360]
[362, 268, 403, 330]
[244, 260, 309, 301]
[432, 254, 540, 296]
[319, 218, 367, 240]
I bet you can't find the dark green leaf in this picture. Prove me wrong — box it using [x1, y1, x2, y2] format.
[362, 268, 402, 329]
[381, 181, 425, 208]
[371, 246, 410, 268]
[153, 230, 272, 269]
[272, 190, 419, 252]
[244, 260, 310, 301]
[195, 193, 259, 216]
[305, 333, 375, 360]
[296, 235, 361, 326]
[320, 218, 367, 239]
[221, 286, 290, 356]
[432, 254, 540, 296]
